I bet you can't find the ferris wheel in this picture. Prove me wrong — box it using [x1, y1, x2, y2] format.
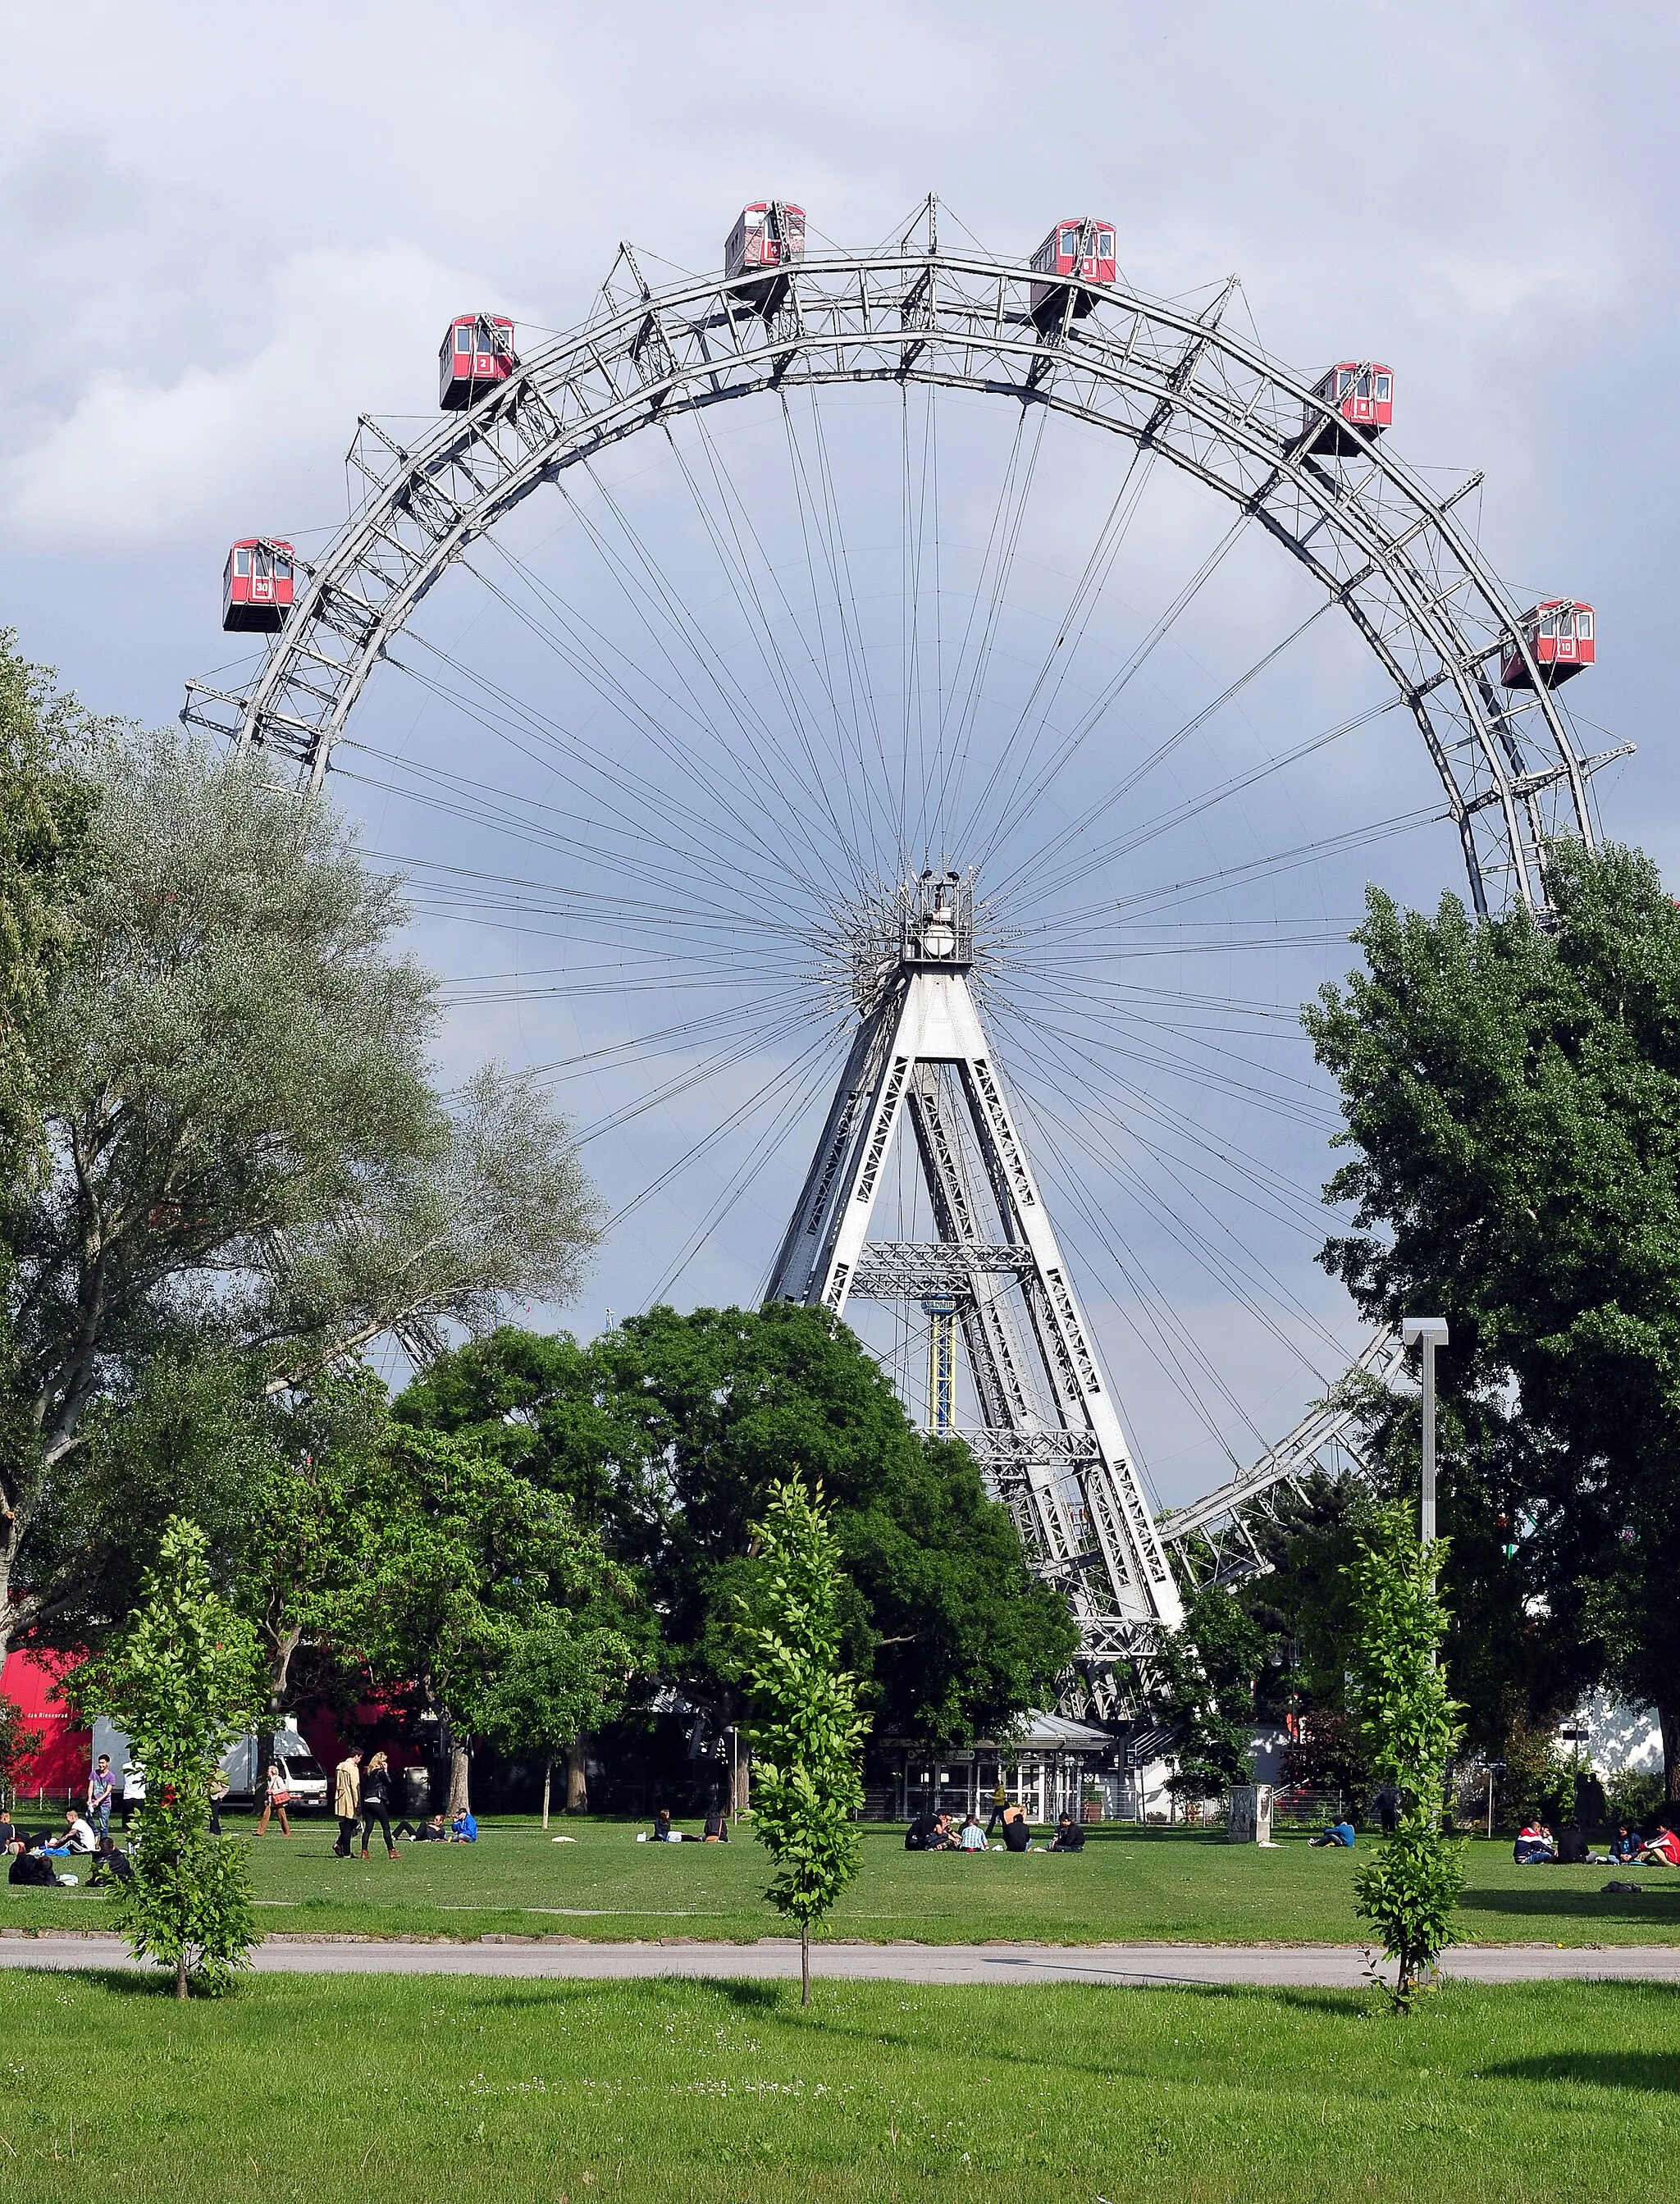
[185, 195, 1623, 1700]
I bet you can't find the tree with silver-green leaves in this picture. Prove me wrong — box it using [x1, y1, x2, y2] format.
[734, 1477, 865, 2006]
[0, 724, 600, 1668]
[1347, 1501, 1466, 2011]
[73, 1516, 263, 1997]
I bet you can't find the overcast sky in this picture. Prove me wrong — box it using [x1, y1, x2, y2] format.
[2, 2, 1673, 1499]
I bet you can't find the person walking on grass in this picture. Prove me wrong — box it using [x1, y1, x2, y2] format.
[360, 1750, 399, 1859]
[255, 1760, 293, 1838]
[333, 1747, 363, 1857]
[985, 1781, 1010, 1839]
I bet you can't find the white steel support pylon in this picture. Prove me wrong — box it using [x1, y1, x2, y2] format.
[768, 874, 1183, 1715]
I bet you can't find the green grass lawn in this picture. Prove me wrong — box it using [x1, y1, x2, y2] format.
[0, 1970, 1674, 2201]
[6, 1818, 1678, 1946]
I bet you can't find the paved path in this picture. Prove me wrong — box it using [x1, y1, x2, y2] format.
[4, 1934, 1679, 1988]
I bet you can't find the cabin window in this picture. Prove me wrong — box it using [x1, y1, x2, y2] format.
[1355, 370, 1371, 398]
[1539, 613, 1557, 638]
[1060, 228, 1079, 256]
[1577, 610, 1592, 640]
[1375, 373, 1391, 401]
[235, 548, 250, 577]
[1098, 230, 1114, 257]
[1337, 369, 1353, 397]
[456, 325, 474, 353]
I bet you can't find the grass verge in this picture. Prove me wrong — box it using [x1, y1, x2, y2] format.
[0, 1971, 1674, 2201]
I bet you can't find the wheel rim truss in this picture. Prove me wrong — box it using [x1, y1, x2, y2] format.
[185, 241, 1609, 916]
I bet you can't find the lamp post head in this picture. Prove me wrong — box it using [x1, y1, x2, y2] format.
[1401, 1316, 1449, 1347]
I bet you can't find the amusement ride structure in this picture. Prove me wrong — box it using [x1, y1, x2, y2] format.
[186, 198, 1618, 1717]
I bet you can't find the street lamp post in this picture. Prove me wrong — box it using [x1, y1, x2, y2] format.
[1401, 1316, 1449, 1543]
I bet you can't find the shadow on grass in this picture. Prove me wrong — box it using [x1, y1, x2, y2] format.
[1459, 1882, 1680, 1930]
[1485, 2051, 1680, 2093]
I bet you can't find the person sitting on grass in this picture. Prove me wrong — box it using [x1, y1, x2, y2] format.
[8, 1842, 56, 1887]
[1637, 1816, 1680, 1867]
[651, 1807, 683, 1843]
[1048, 1811, 1086, 1853]
[1000, 1805, 1034, 1854]
[702, 1801, 730, 1842]
[397, 1813, 449, 1842]
[1310, 1818, 1356, 1848]
[449, 1808, 479, 1844]
[87, 1835, 134, 1887]
[1513, 1819, 1555, 1864]
[1556, 1822, 1591, 1865]
[1609, 1821, 1641, 1864]
[42, 1807, 98, 1857]
[957, 1813, 988, 1851]
[0, 1809, 23, 1856]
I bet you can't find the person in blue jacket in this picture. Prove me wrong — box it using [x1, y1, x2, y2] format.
[1310, 1818, 1356, 1847]
[449, 1808, 478, 1842]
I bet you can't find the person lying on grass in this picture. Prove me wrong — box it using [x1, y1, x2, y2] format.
[397, 1814, 449, 1842]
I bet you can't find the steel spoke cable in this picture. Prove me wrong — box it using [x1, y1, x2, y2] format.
[449, 549, 815, 897]
[605, 1024, 841, 1230]
[774, 393, 900, 867]
[949, 440, 1156, 861]
[1002, 691, 1408, 921]
[642, 1047, 843, 1308]
[389, 634, 804, 901]
[575, 1004, 826, 1147]
[1011, 1021, 1348, 1350]
[658, 417, 874, 882]
[547, 464, 853, 897]
[680, 408, 879, 873]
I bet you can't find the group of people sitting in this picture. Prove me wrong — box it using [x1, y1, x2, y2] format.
[2, 1805, 135, 1887]
[646, 1805, 732, 1842]
[392, 1809, 478, 1843]
[1513, 1814, 1680, 1867]
[905, 1805, 1086, 1853]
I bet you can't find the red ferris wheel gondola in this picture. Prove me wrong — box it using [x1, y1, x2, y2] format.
[1501, 600, 1596, 688]
[439, 314, 518, 411]
[1029, 217, 1117, 324]
[221, 539, 294, 632]
[1303, 363, 1393, 454]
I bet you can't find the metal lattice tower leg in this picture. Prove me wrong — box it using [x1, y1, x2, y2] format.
[767, 873, 1184, 1714]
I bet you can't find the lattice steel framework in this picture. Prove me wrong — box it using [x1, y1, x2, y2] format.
[185, 210, 1613, 915]
[765, 873, 1184, 1713]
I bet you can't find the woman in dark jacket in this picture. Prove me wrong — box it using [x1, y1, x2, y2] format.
[360, 1751, 399, 1859]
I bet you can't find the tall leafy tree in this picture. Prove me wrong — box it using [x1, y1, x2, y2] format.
[0, 728, 600, 1666]
[482, 1623, 634, 1825]
[0, 630, 100, 1184]
[735, 1477, 865, 2006]
[73, 1517, 262, 1998]
[395, 1308, 1078, 1764]
[355, 1426, 632, 1814]
[1151, 1581, 1275, 1798]
[1306, 844, 1680, 1793]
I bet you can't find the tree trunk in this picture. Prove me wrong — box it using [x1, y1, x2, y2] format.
[445, 1740, 471, 1818]
[175, 1951, 189, 2001]
[1661, 1700, 1679, 1802]
[541, 1758, 552, 1831]
[730, 1736, 751, 1817]
[565, 1735, 588, 1814]
[801, 1921, 810, 2008]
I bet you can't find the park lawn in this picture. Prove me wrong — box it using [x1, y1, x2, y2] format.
[5, 1820, 1679, 1946]
[0, 1971, 1675, 2202]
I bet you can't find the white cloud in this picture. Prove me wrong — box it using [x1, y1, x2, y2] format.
[2, 244, 518, 545]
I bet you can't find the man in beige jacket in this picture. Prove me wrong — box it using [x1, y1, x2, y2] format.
[333, 1749, 363, 1859]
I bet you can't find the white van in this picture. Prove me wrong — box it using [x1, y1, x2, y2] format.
[90, 1718, 330, 1810]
